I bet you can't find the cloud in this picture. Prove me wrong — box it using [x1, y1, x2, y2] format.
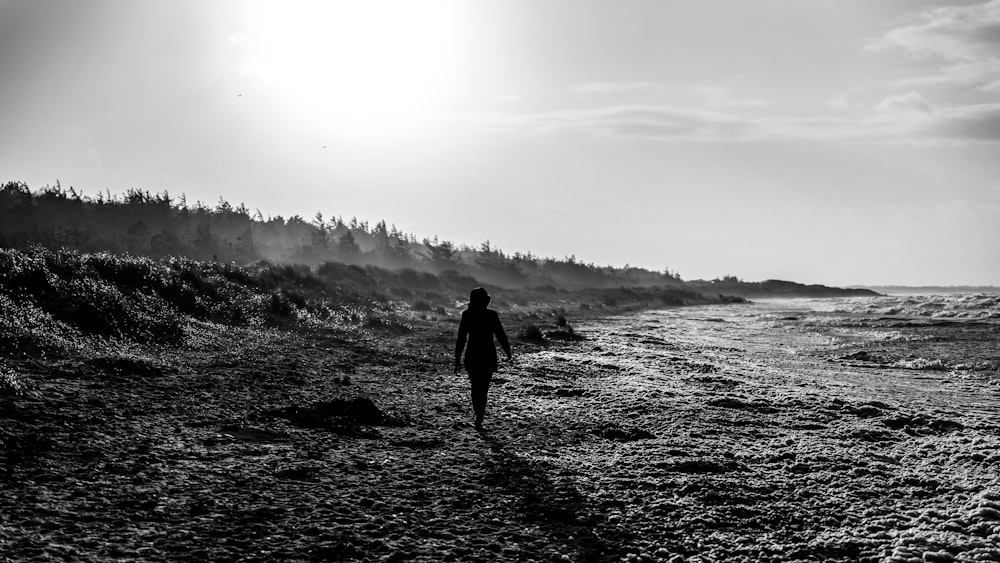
[454, 101, 1000, 144]
[571, 82, 662, 94]
[923, 102, 1000, 141]
[934, 198, 1000, 217]
[876, 91, 932, 113]
[877, 0, 1000, 61]
[874, 0, 1000, 92]
[468, 105, 760, 141]
[828, 92, 854, 111]
[893, 60, 1000, 93]
[786, 101, 1000, 143]
[690, 85, 769, 108]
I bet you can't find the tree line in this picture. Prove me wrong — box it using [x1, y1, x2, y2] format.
[0, 181, 683, 290]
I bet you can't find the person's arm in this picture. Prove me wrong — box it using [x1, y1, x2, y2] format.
[454, 314, 469, 373]
[494, 312, 512, 360]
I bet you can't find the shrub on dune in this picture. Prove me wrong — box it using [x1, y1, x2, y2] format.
[0, 294, 79, 355]
[0, 249, 53, 297]
[0, 248, 185, 344]
[84, 252, 158, 291]
[50, 273, 184, 343]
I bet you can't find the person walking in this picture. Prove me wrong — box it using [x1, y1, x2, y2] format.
[454, 287, 512, 430]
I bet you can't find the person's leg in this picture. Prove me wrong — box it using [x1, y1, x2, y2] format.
[468, 370, 493, 427]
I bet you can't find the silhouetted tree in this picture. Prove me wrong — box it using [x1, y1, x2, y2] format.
[150, 229, 185, 258]
[125, 220, 150, 254]
[336, 231, 360, 264]
[193, 222, 218, 261]
[428, 240, 457, 268]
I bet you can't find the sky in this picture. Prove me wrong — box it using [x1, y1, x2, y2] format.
[1, 0, 998, 286]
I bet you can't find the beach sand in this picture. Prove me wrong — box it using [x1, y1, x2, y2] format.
[2, 302, 999, 562]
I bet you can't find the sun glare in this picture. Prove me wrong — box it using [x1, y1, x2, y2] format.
[238, 0, 465, 141]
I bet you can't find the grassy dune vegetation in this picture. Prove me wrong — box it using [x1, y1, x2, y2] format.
[0, 246, 725, 366]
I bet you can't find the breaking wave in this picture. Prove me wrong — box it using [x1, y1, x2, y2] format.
[810, 293, 1000, 322]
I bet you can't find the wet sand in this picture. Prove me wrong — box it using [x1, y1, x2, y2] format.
[2, 301, 999, 562]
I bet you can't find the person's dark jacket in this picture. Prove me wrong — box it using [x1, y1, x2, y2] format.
[455, 306, 511, 374]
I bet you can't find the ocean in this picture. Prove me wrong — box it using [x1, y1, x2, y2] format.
[577, 293, 1000, 426]
[502, 293, 1000, 558]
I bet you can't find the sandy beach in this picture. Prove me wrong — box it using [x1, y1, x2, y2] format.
[2, 297, 999, 562]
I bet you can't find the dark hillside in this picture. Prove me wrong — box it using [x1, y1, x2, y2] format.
[0, 181, 681, 290]
[687, 277, 880, 298]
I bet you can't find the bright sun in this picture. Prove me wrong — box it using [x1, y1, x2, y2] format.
[237, 0, 465, 142]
